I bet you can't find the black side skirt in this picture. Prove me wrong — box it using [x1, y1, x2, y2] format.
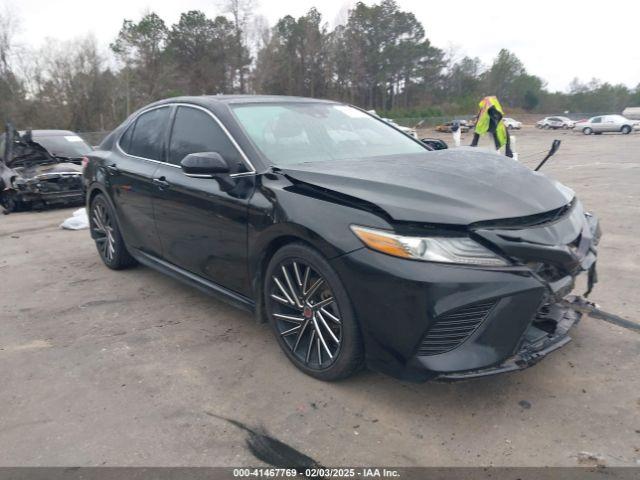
[131, 249, 256, 313]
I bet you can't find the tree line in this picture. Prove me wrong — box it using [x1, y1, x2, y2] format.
[1, 0, 639, 133]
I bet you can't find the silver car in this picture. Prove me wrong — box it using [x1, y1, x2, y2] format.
[575, 115, 635, 135]
[503, 117, 522, 129]
[536, 116, 575, 129]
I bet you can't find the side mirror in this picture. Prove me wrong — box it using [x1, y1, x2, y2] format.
[180, 152, 230, 177]
[420, 138, 448, 150]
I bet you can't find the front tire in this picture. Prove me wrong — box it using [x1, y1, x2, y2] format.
[89, 194, 136, 270]
[583, 127, 593, 135]
[621, 125, 631, 134]
[264, 243, 364, 381]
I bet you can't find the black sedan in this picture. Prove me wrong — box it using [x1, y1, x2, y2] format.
[83, 96, 600, 382]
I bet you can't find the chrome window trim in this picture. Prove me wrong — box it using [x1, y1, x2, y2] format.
[115, 102, 257, 177]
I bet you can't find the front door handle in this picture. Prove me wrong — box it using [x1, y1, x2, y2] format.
[105, 164, 119, 174]
[153, 177, 170, 189]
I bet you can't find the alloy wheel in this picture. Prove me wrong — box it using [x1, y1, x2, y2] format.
[269, 260, 343, 369]
[91, 202, 116, 262]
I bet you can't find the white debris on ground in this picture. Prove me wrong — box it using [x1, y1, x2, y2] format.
[60, 207, 89, 230]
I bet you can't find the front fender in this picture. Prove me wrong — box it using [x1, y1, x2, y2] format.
[246, 172, 393, 313]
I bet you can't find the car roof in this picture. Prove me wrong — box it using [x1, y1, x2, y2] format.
[148, 94, 339, 109]
[18, 130, 78, 136]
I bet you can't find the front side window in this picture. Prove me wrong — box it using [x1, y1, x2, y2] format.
[126, 107, 170, 161]
[168, 106, 244, 171]
[230, 103, 426, 166]
[592, 117, 602, 124]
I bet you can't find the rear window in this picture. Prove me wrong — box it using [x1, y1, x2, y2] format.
[125, 107, 171, 161]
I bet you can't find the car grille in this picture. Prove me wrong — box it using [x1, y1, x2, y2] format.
[471, 198, 575, 229]
[417, 299, 497, 356]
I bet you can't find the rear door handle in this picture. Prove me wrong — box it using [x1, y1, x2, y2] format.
[153, 177, 170, 189]
[105, 164, 119, 174]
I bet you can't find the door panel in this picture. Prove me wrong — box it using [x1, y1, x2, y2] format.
[152, 105, 253, 295]
[604, 117, 617, 132]
[152, 164, 250, 295]
[106, 106, 171, 256]
[106, 154, 162, 255]
[591, 117, 604, 132]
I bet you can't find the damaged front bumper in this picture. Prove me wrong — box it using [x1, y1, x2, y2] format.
[437, 297, 582, 380]
[331, 201, 601, 382]
[14, 172, 84, 205]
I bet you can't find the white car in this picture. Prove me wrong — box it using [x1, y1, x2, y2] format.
[574, 115, 635, 135]
[382, 118, 417, 138]
[536, 116, 575, 129]
[503, 117, 522, 129]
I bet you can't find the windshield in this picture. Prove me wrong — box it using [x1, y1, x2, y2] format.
[230, 103, 426, 166]
[33, 134, 92, 158]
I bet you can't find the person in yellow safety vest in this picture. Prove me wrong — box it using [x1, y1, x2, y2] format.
[470, 96, 513, 158]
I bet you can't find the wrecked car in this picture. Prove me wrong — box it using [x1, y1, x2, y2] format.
[83, 96, 601, 382]
[435, 120, 470, 133]
[0, 127, 90, 213]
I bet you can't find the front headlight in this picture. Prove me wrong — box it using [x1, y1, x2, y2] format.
[350, 225, 509, 267]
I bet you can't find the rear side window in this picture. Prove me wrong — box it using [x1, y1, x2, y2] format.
[126, 107, 170, 161]
[119, 123, 134, 152]
[0, 135, 5, 161]
[168, 106, 245, 172]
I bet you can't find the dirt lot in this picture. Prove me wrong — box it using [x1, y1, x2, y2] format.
[1, 127, 639, 467]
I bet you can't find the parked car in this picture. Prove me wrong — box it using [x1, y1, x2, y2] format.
[503, 117, 522, 129]
[575, 115, 635, 135]
[381, 118, 417, 138]
[84, 95, 601, 382]
[536, 116, 575, 129]
[622, 106, 640, 120]
[0, 127, 91, 213]
[435, 120, 470, 133]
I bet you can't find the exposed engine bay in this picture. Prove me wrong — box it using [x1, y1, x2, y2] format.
[1, 125, 85, 213]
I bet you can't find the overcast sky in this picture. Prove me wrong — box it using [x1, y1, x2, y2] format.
[7, 0, 640, 92]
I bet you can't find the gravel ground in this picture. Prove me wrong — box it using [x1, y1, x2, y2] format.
[0, 127, 639, 467]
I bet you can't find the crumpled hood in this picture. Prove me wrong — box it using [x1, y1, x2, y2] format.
[280, 148, 573, 225]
